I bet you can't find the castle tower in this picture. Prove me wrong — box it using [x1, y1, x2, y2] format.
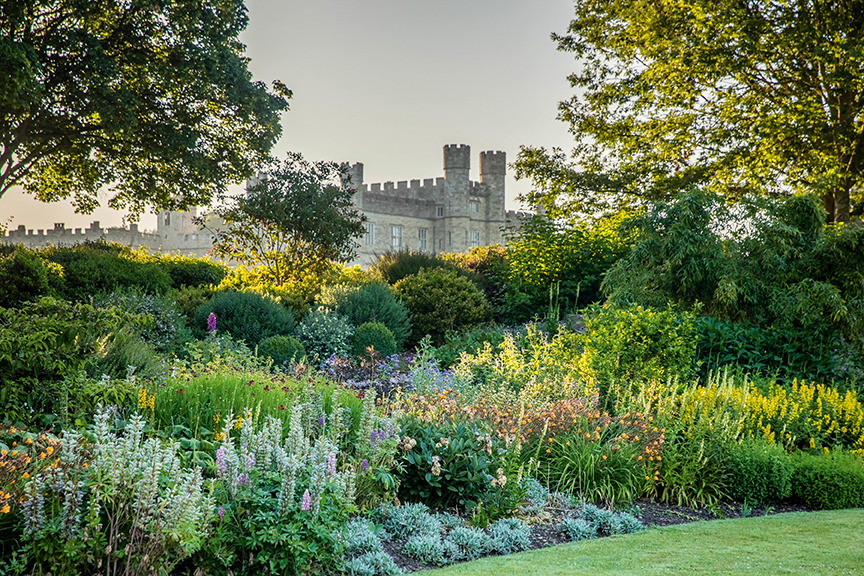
[343, 162, 365, 207]
[480, 150, 507, 245]
[441, 144, 471, 252]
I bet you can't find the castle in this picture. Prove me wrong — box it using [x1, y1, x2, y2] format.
[2, 144, 519, 266]
[346, 144, 520, 267]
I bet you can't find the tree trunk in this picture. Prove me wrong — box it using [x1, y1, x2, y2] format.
[834, 184, 851, 223]
[823, 192, 836, 223]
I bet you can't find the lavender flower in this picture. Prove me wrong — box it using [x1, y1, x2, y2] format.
[318, 416, 325, 427]
[207, 312, 217, 334]
[245, 452, 256, 471]
[215, 447, 227, 476]
[361, 458, 369, 472]
[370, 430, 378, 448]
[217, 506, 225, 520]
[236, 473, 249, 486]
[301, 490, 312, 511]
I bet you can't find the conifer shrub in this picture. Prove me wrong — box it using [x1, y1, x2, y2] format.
[193, 289, 295, 345]
[352, 322, 398, 358]
[318, 281, 411, 347]
[394, 268, 491, 346]
[258, 335, 306, 369]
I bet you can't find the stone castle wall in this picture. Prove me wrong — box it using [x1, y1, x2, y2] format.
[2, 144, 520, 267]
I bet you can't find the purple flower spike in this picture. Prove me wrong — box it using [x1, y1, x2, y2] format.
[326, 452, 337, 475]
[301, 490, 312, 511]
[207, 312, 217, 334]
[361, 458, 369, 472]
[217, 506, 225, 520]
[318, 416, 325, 427]
[215, 447, 227, 476]
[236, 473, 249, 486]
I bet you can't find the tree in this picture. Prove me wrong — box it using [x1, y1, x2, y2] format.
[0, 0, 289, 217]
[203, 153, 366, 284]
[515, 0, 864, 222]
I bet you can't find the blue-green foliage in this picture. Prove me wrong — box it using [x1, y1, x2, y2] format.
[443, 527, 493, 561]
[486, 518, 531, 554]
[557, 518, 597, 541]
[318, 281, 411, 347]
[193, 289, 295, 345]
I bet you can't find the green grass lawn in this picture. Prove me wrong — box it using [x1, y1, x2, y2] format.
[426, 510, 864, 576]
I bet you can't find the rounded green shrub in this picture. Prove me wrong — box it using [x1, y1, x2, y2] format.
[159, 253, 227, 288]
[317, 281, 411, 347]
[43, 241, 172, 300]
[791, 450, 864, 510]
[193, 290, 295, 345]
[371, 249, 456, 285]
[725, 438, 793, 504]
[0, 249, 58, 307]
[258, 335, 306, 369]
[394, 268, 491, 346]
[295, 308, 354, 361]
[351, 322, 397, 358]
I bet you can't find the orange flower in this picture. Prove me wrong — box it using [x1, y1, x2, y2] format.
[45, 446, 53, 455]
[22, 473, 29, 479]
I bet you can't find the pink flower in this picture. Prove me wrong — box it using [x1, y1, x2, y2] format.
[207, 313, 217, 334]
[301, 490, 312, 511]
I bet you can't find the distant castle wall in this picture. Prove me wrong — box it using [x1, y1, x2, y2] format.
[3, 144, 522, 267]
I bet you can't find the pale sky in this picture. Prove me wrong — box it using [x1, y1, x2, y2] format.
[1, 0, 578, 233]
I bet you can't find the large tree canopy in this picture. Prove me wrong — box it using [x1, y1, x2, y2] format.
[203, 153, 366, 284]
[515, 0, 864, 222]
[0, 0, 289, 217]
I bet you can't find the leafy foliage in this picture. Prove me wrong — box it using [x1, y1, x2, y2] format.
[791, 450, 864, 510]
[0, 297, 123, 425]
[0, 249, 60, 307]
[193, 289, 295, 345]
[318, 281, 411, 348]
[394, 268, 491, 346]
[515, 0, 864, 222]
[204, 152, 366, 284]
[0, 0, 289, 215]
[352, 322, 398, 359]
[602, 191, 864, 366]
[371, 249, 477, 287]
[500, 213, 633, 323]
[295, 308, 354, 362]
[396, 417, 502, 509]
[725, 438, 793, 505]
[258, 335, 306, 369]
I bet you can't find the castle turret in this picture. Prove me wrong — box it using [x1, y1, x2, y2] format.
[480, 150, 507, 244]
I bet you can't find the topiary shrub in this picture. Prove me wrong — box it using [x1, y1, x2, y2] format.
[295, 307, 354, 362]
[791, 450, 864, 510]
[0, 249, 61, 307]
[317, 281, 411, 347]
[725, 438, 793, 504]
[193, 290, 295, 345]
[394, 268, 491, 346]
[258, 335, 306, 369]
[352, 322, 397, 358]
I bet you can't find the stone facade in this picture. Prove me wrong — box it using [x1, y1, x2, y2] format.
[346, 144, 520, 267]
[1, 206, 217, 258]
[2, 144, 519, 267]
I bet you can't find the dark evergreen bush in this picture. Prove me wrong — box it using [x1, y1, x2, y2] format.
[725, 438, 793, 504]
[791, 450, 864, 510]
[193, 290, 295, 345]
[258, 335, 306, 369]
[317, 281, 411, 347]
[394, 268, 491, 346]
[351, 322, 397, 358]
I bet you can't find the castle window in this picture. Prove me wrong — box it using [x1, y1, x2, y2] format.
[469, 202, 480, 214]
[418, 228, 427, 250]
[448, 231, 452, 247]
[469, 230, 480, 247]
[364, 223, 375, 245]
[164, 212, 171, 226]
[391, 225, 403, 248]
[436, 205, 445, 218]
